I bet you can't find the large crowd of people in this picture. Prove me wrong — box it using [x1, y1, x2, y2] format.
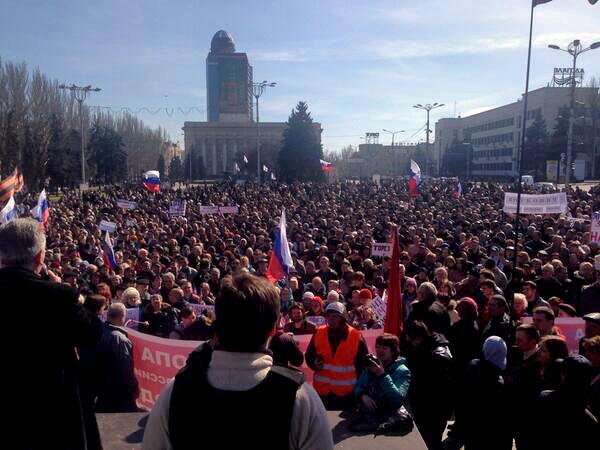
[4, 177, 600, 449]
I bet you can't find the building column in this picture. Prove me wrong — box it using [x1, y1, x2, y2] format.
[212, 138, 217, 175]
[202, 139, 207, 169]
[222, 139, 228, 173]
[232, 139, 238, 170]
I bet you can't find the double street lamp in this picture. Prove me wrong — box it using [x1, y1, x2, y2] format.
[382, 129, 406, 177]
[413, 103, 444, 175]
[548, 40, 600, 188]
[253, 81, 276, 183]
[58, 83, 101, 186]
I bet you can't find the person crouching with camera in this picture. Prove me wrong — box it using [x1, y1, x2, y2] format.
[349, 333, 411, 432]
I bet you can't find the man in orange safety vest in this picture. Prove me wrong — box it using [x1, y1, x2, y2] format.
[306, 301, 369, 410]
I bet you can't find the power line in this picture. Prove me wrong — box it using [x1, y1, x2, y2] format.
[89, 105, 205, 116]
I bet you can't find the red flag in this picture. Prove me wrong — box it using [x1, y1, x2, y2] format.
[408, 177, 417, 197]
[384, 227, 403, 337]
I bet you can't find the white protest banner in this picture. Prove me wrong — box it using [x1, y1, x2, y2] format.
[503, 192, 567, 215]
[591, 213, 600, 244]
[117, 199, 137, 210]
[371, 294, 387, 321]
[190, 304, 215, 316]
[306, 316, 326, 327]
[126, 219, 137, 227]
[371, 242, 392, 257]
[219, 205, 239, 215]
[199, 206, 220, 215]
[99, 220, 117, 233]
[169, 200, 187, 217]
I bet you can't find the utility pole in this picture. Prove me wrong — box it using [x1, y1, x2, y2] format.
[253, 81, 276, 183]
[58, 84, 101, 186]
[413, 103, 444, 175]
[548, 39, 600, 189]
[382, 129, 405, 177]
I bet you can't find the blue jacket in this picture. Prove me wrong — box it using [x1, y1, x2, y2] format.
[354, 357, 411, 409]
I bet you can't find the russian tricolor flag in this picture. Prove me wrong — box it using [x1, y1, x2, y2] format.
[31, 189, 50, 228]
[103, 231, 118, 270]
[266, 209, 294, 282]
[143, 170, 161, 193]
[409, 160, 421, 197]
[454, 180, 462, 199]
[320, 159, 333, 172]
[0, 195, 18, 224]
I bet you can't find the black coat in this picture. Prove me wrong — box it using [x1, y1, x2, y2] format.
[454, 359, 512, 450]
[405, 333, 453, 420]
[1, 267, 102, 450]
[80, 323, 139, 413]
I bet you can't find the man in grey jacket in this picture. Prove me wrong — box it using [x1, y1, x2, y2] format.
[142, 273, 333, 450]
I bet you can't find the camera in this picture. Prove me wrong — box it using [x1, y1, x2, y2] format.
[365, 354, 380, 367]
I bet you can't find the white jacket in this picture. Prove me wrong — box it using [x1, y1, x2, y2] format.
[142, 350, 334, 450]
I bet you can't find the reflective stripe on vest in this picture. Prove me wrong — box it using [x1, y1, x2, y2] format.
[313, 325, 361, 396]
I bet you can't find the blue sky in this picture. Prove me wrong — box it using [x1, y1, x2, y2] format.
[2, 0, 600, 152]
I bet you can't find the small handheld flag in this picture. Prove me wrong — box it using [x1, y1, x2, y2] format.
[143, 170, 161, 193]
[243, 155, 249, 164]
[533, 0, 552, 6]
[320, 159, 333, 172]
[271, 172, 276, 181]
[262, 165, 269, 173]
[31, 189, 50, 228]
[0, 167, 24, 202]
[454, 180, 462, 199]
[266, 209, 294, 282]
[234, 163, 240, 173]
[409, 160, 421, 197]
[102, 231, 118, 270]
[0, 195, 18, 224]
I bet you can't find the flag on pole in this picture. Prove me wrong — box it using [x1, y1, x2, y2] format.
[384, 227, 403, 337]
[31, 189, 50, 228]
[234, 163, 240, 173]
[320, 159, 333, 172]
[143, 170, 161, 193]
[0, 167, 24, 202]
[0, 195, 18, 224]
[262, 165, 269, 173]
[454, 180, 462, 199]
[266, 209, 294, 282]
[102, 231, 117, 270]
[533, 0, 552, 6]
[271, 172, 276, 181]
[409, 160, 421, 197]
[243, 155, 249, 164]
[588, 0, 598, 5]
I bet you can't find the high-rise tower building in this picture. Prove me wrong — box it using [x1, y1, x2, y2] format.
[206, 30, 253, 123]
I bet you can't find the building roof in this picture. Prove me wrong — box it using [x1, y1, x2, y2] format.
[210, 30, 236, 53]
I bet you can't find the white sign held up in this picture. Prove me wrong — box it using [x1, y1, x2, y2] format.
[503, 192, 567, 215]
[99, 220, 117, 233]
[372, 243, 392, 257]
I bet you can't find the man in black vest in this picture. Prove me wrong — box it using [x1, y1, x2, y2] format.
[143, 273, 333, 450]
[1, 218, 102, 449]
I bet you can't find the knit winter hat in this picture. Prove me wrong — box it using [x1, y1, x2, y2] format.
[483, 336, 507, 370]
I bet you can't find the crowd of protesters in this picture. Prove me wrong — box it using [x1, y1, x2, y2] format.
[11, 177, 600, 449]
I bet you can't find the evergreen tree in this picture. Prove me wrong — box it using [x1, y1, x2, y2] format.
[278, 102, 323, 182]
[46, 114, 70, 187]
[524, 112, 548, 180]
[2, 110, 20, 176]
[157, 154, 166, 178]
[169, 156, 183, 181]
[88, 120, 127, 184]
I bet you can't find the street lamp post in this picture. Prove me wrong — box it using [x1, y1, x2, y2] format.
[382, 129, 406, 177]
[548, 40, 600, 188]
[413, 103, 444, 175]
[253, 81, 276, 183]
[58, 84, 101, 186]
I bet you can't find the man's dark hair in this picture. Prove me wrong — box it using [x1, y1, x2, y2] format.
[214, 273, 280, 352]
[533, 306, 555, 321]
[479, 279, 495, 289]
[523, 280, 537, 290]
[289, 302, 304, 313]
[376, 333, 400, 356]
[517, 323, 540, 342]
[404, 320, 431, 340]
[180, 306, 195, 319]
[84, 294, 107, 315]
